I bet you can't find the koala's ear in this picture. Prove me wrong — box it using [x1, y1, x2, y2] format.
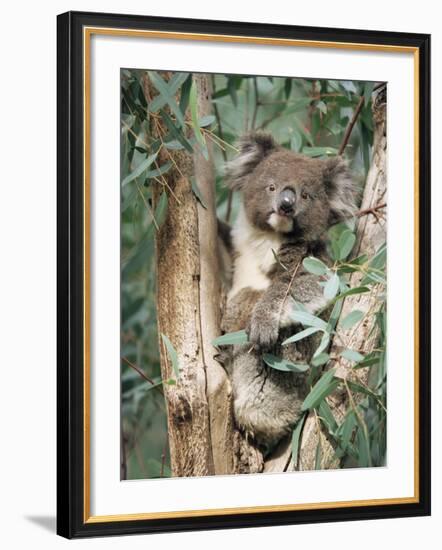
[323, 157, 359, 223]
[225, 132, 277, 189]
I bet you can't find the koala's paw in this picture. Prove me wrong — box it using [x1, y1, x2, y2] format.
[247, 308, 279, 349]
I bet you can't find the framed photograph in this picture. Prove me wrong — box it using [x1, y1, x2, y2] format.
[57, 11, 431, 538]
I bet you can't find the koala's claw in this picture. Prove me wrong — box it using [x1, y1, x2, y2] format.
[247, 312, 279, 349]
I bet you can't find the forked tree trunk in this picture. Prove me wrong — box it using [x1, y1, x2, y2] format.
[154, 75, 235, 477]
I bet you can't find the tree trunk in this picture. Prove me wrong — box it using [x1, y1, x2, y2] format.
[297, 87, 387, 471]
[154, 75, 235, 477]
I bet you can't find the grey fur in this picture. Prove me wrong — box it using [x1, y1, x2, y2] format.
[221, 132, 358, 453]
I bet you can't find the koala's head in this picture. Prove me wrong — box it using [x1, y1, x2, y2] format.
[226, 132, 358, 241]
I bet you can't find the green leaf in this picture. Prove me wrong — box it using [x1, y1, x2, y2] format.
[311, 353, 330, 367]
[340, 310, 364, 330]
[341, 349, 364, 362]
[282, 327, 321, 345]
[263, 354, 309, 373]
[190, 177, 208, 209]
[361, 271, 386, 285]
[353, 352, 381, 370]
[313, 331, 330, 358]
[370, 242, 387, 270]
[285, 98, 312, 115]
[302, 257, 328, 275]
[284, 78, 293, 99]
[121, 186, 138, 212]
[293, 117, 313, 145]
[316, 100, 327, 114]
[154, 191, 168, 228]
[148, 71, 187, 127]
[292, 300, 309, 314]
[337, 254, 369, 273]
[318, 400, 338, 433]
[165, 378, 176, 385]
[356, 424, 371, 467]
[198, 115, 216, 127]
[227, 76, 241, 106]
[326, 300, 343, 332]
[363, 82, 375, 105]
[144, 161, 172, 181]
[160, 108, 193, 154]
[291, 413, 307, 468]
[164, 139, 185, 150]
[290, 310, 328, 331]
[324, 273, 340, 300]
[161, 333, 180, 379]
[150, 72, 189, 111]
[347, 380, 380, 401]
[121, 152, 159, 187]
[190, 80, 209, 160]
[338, 230, 356, 260]
[178, 74, 192, 115]
[340, 411, 357, 451]
[212, 330, 249, 346]
[302, 368, 339, 411]
[302, 146, 338, 158]
[328, 286, 370, 305]
[290, 132, 302, 152]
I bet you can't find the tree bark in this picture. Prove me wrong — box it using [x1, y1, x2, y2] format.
[193, 76, 236, 475]
[154, 74, 235, 477]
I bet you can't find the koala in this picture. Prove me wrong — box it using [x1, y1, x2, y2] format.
[220, 132, 357, 454]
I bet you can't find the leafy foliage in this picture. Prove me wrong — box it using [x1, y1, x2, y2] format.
[121, 69, 382, 479]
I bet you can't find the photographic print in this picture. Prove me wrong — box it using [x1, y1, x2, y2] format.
[120, 70, 387, 480]
[57, 12, 430, 537]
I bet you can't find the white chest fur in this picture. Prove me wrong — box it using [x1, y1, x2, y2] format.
[228, 205, 282, 300]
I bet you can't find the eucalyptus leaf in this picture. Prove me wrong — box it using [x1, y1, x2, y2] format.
[303, 257, 328, 275]
[302, 368, 339, 411]
[338, 230, 356, 260]
[341, 349, 364, 362]
[282, 326, 321, 345]
[263, 354, 309, 373]
[328, 286, 370, 305]
[340, 310, 364, 330]
[291, 413, 307, 468]
[161, 333, 180, 379]
[154, 191, 168, 228]
[324, 273, 340, 300]
[212, 330, 249, 346]
[290, 310, 328, 331]
[302, 146, 338, 158]
[198, 115, 216, 127]
[311, 353, 330, 367]
[313, 331, 330, 358]
[121, 152, 158, 187]
[160, 108, 193, 154]
[144, 161, 172, 181]
[148, 71, 187, 127]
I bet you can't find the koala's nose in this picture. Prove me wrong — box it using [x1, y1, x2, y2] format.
[278, 188, 296, 214]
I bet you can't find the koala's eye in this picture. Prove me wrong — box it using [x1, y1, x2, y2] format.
[268, 184, 276, 192]
[301, 191, 309, 200]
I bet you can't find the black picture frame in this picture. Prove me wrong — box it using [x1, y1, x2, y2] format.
[57, 10, 431, 539]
